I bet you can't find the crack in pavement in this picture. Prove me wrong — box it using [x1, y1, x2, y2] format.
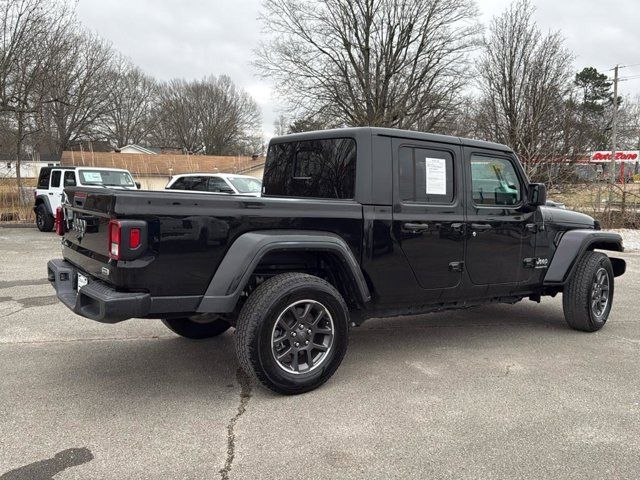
[219, 368, 252, 480]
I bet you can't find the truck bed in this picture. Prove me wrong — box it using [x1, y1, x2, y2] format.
[61, 188, 364, 298]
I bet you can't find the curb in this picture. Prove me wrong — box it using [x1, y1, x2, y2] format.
[0, 223, 36, 229]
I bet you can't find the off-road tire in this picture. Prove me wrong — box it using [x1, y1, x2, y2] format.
[35, 204, 54, 232]
[162, 315, 231, 339]
[563, 251, 614, 332]
[235, 273, 350, 395]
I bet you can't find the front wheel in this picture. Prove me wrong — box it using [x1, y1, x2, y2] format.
[235, 273, 350, 395]
[563, 251, 614, 332]
[161, 315, 231, 339]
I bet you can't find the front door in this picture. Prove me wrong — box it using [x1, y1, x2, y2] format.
[392, 138, 465, 301]
[463, 148, 535, 285]
[48, 169, 64, 211]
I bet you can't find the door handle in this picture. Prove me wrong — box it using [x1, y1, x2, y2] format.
[403, 222, 429, 232]
[451, 223, 464, 233]
[48, 192, 54, 195]
[471, 223, 492, 231]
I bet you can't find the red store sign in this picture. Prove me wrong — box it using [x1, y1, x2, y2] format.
[591, 151, 639, 162]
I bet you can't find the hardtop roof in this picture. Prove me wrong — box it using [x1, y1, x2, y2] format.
[270, 127, 512, 153]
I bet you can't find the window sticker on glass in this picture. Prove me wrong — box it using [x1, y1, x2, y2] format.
[83, 172, 102, 182]
[424, 157, 447, 195]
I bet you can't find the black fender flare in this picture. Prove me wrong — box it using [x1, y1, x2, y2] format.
[33, 195, 53, 215]
[196, 230, 371, 313]
[543, 229, 625, 286]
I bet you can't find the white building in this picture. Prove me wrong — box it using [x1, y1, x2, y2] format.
[118, 144, 157, 155]
[0, 159, 60, 179]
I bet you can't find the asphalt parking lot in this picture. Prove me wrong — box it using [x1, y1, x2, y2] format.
[0, 227, 639, 480]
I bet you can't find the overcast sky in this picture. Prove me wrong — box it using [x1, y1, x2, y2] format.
[77, 0, 640, 138]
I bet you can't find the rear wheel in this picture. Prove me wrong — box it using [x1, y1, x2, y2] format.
[563, 251, 614, 332]
[161, 315, 231, 339]
[235, 273, 350, 395]
[35, 204, 54, 232]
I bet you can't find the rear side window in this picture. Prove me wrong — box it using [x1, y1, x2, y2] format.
[399, 147, 454, 204]
[263, 138, 356, 199]
[168, 176, 208, 191]
[37, 168, 51, 189]
[50, 170, 61, 188]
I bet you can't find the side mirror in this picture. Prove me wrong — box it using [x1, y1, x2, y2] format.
[135, 182, 141, 189]
[527, 183, 547, 207]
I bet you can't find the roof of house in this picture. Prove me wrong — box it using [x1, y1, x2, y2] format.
[61, 151, 265, 177]
[119, 144, 157, 155]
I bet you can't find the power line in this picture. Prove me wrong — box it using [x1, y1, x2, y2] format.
[619, 75, 640, 81]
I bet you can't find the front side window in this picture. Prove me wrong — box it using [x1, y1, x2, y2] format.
[399, 147, 455, 204]
[470, 155, 521, 206]
[263, 138, 356, 199]
[64, 171, 76, 187]
[79, 170, 135, 187]
[208, 177, 235, 194]
[227, 176, 262, 194]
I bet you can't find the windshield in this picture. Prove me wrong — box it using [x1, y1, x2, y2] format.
[79, 170, 136, 187]
[227, 176, 262, 194]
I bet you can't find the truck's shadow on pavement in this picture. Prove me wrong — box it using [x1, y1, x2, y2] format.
[61, 301, 569, 399]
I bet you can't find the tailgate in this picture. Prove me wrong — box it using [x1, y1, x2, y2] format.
[61, 188, 148, 286]
[63, 188, 115, 259]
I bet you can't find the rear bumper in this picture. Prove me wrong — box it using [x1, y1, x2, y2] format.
[47, 259, 151, 323]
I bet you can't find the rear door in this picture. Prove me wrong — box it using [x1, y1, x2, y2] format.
[463, 148, 535, 285]
[391, 138, 465, 301]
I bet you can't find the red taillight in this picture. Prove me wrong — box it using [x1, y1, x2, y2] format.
[55, 207, 64, 236]
[130, 228, 141, 249]
[109, 220, 121, 260]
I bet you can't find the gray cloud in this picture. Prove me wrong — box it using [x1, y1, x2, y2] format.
[77, 0, 640, 137]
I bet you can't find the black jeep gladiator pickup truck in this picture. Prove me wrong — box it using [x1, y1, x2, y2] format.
[48, 127, 626, 394]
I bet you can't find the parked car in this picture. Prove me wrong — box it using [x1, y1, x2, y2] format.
[48, 128, 626, 394]
[34, 166, 138, 232]
[165, 173, 262, 196]
[545, 199, 567, 209]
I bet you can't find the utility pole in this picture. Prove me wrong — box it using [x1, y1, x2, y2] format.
[610, 65, 619, 184]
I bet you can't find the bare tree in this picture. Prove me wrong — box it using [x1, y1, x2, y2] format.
[617, 95, 640, 150]
[0, 0, 71, 188]
[101, 59, 158, 148]
[257, 0, 480, 129]
[198, 75, 262, 155]
[154, 75, 262, 155]
[38, 30, 116, 155]
[476, 0, 573, 181]
[153, 79, 205, 153]
[273, 114, 290, 136]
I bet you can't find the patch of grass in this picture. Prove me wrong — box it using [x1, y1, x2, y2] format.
[0, 183, 35, 223]
[550, 183, 640, 229]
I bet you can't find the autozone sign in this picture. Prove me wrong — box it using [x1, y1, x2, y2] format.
[590, 151, 639, 162]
